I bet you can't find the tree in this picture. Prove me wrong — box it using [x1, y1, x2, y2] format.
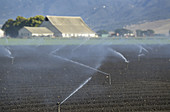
[96, 30, 108, 36]
[115, 28, 133, 37]
[2, 19, 15, 36]
[136, 29, 154, 37]
[146, 29, 154, 36]
[2, 15, 44, 37]
[136, 29, 143, 37]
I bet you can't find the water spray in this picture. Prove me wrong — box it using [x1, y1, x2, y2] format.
[137, 45, 149, 61]
[71, 38, 90, 52]
[61, 77, 92, 105]
[115, 50, 129, 63]
[108, 48, 129, 63]
[57, 77, 92, 112]
[49, 45, 65, 55]
[50, 48, 60, 54]
[50, 48, 112, 111]
[52, 55, 112, 85]
[55, 55, 109, 75]
[138, 45, 149, 54]
[4, 47, 14, 64]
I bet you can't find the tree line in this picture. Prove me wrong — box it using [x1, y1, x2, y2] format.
[2, 15, 44, 37]
[2, 15, 155, 38]
[136, 29, 154, 37]
[97, 29, 155, 37]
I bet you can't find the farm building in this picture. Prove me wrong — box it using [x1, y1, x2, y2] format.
[40, 16, 97, 38]
[18, 27, 54, 38]
[0, 29, 4, 38]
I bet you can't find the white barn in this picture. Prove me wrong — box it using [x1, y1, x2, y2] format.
[40, 16, 97, 38]
[0, 29, 4, 38]
[18, 27, 54, 38]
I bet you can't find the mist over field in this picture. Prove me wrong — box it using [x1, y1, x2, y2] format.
[0, 43, 170, 111]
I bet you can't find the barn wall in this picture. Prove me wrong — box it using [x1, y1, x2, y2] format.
[0, 29, 4, 38]
[18, 28, 32, 37]
[40, 21, 62, 37]
[32, 33, 54, 37]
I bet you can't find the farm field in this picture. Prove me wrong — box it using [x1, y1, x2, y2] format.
[0, 44, 170, 112]
[0, 37, 170, 45]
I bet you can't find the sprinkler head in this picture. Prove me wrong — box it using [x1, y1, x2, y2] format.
[57, 102, 60, 105]
[106, 75, 109, 78]
[106, 74, 112, 85]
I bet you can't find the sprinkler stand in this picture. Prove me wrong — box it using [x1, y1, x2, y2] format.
[106, 74, 112, 85]
[126, 63, 129, 69]
[109, 74, 112, 85]
[11, 58, 14, 64]
[57, 102, 61, 112]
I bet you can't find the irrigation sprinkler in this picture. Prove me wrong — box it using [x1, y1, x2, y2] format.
[51, 52, 112, 112]
[57, 102, 61, 112]
[56, 75, 111, 112]
[50, 48, 113, 85]
[105, 74, 112, 85]
[108, 74, 112, 85]
[126, 63, 129, 70]
[138, 56, 140, 61]
[56, 77, 92, 112]
[11, 58, 14, 64]
[52, 55, 112, 85]
[138, 54, 145, 62]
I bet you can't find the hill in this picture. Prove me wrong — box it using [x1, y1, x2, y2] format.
[1, 0, 170, 31]
[125, 19, 170, 36]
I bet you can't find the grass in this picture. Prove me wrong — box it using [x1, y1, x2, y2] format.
[0, 37, 170, 45]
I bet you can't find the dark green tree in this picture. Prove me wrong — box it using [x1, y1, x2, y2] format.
[136, 29, 143, 37]
[146, 29, 154, 36]
[136, 29, 154, 37]
[96, 30, 108, 36]
[115, 28, 133, 36]
[2, 15, 44, 37]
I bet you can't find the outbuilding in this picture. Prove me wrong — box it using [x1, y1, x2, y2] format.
[40, 16, 97, 38]
[18, 27, 54, 38]
[0, 29, 4, 38]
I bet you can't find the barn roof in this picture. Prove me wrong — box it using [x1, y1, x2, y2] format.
[24, 27, 53, 34]
[45, 16, 95, 34]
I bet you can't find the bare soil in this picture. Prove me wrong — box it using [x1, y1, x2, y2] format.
[0, 45, 170, 112]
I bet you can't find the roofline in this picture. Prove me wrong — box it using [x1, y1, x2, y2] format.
[44, 16, 96, 34]
[45, 15, 82, 19]
[24, 26, 47, 28]
[22, 26, 53, 33]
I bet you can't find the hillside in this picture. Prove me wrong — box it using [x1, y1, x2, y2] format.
[1, 0, 170, 31]
[125, 19, 170, 36]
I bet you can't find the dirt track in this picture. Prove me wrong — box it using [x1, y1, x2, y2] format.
[0, 45, 170, 112]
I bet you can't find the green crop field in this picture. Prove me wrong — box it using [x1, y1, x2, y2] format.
[0, 37, 170, 45]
